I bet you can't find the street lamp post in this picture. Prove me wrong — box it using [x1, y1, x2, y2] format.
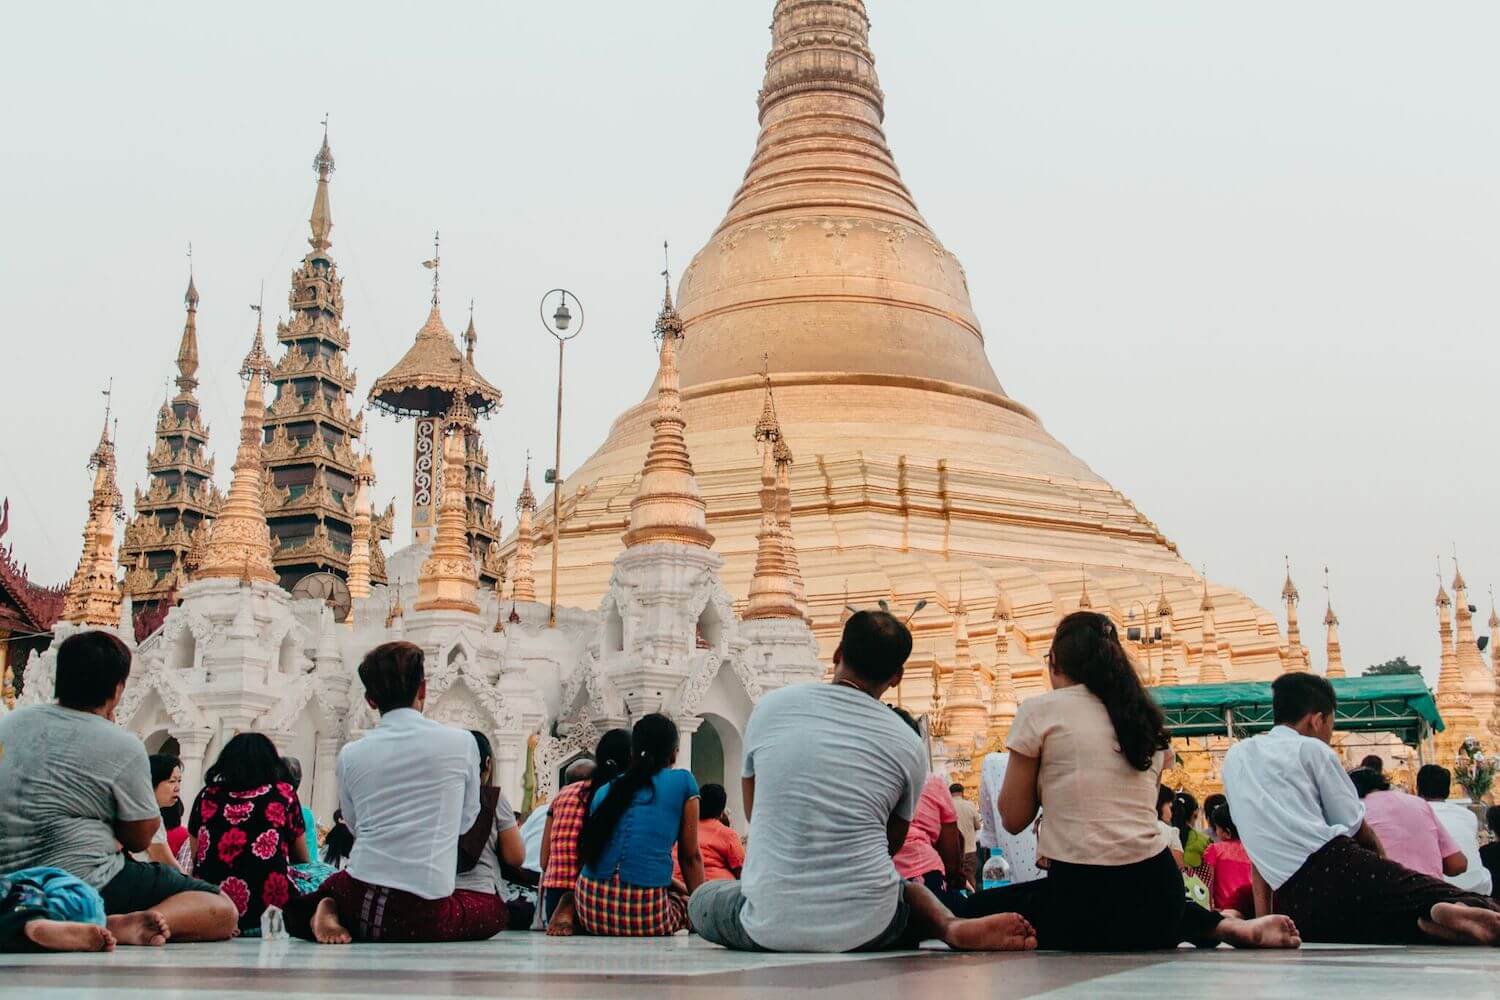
[1126, 598, 1167, 684]
[540, 289, 583, 628]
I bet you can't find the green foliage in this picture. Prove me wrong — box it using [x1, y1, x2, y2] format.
[1365, 655, 1421, 676]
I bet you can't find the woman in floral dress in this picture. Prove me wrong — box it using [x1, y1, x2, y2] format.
[187, 734, 310, 933]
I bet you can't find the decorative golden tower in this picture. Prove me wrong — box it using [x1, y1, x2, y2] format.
[261, 126, 385, 586]
[1282, 562, 1308, 672]
[415, 380, 481, 614]
[1450, 558, 1496, 735]
[620, 276, 713, 550]
[772, 432, 807, 619]
[940, 594, 989, 748]
[510, 463, 538, 602]
[539, 0, 1290, 679]
[62, 406, 125, 626]
[1156, 581, 1180, 686]
[195, 315, 277, 584]
[1198, 580, 1228, 683]
[120, 265, 222, 615]
[1323, 569, 1344, 679]
[745, 372, 801, 620]
[1434, 577, 1477, 760]
[368, 242, 502, 580]
[988, 588, 1019, 743]
[346, 451, 375, 600]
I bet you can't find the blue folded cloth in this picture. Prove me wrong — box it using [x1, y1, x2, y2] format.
[4, 868, 106, 927]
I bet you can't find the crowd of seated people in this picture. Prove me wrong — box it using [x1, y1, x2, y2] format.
[2, 619, 1499, 955]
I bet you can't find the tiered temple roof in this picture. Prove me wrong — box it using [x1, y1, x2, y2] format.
[0, 499, 65, 703]
[261, 130, 390, 586]
[121, 272, 222, 616]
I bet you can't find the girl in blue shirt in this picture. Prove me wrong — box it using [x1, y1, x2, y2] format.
[575, 714, 704, 935]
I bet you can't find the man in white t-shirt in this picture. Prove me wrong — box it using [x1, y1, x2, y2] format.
[1223, 672, 1500, 945]
[284, 641, 485, 944]
[1417, 765, 1493, 896]
[689, 611, 1036, 953]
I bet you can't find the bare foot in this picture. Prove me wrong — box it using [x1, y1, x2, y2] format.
[23, 919, 116, 952]
[1421, 902, 1500, 946]
[1216, 914, 1301, 949]
[107, 910, 170, 947]
[945, 912, 1038, 951]
[546, 895, 577, 937]
[311, 897, 353, 945]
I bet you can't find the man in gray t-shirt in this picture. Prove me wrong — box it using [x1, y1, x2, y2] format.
[689, 611, 1037, 954]
[0, 630, 236, 944]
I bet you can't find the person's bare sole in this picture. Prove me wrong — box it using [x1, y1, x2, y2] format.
[947, 912, 1038, 951]
[546, 896, 577, 937]
[106, 910, 169, 947]
[1420, 902, 1500, 946]
[1217, 914, 1301, 949]
[24, 919, 116, 952]
[311, 897, 353, 945]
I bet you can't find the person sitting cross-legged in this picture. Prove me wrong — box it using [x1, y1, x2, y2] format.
[0, 866, 116, 953]
[541, 729, 631, 935]
[959, 612, 1298, 951]
[0, 630, 237, 946]
[574, 714, 702, 936]
[283, 641, 492, 944]
[690, 610, 1038, 953]
[186, 733, 310, 934]
[1222, 672, 1500, 945]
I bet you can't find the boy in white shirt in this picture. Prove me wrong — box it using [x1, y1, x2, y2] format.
[1223, 673, 1500, 945]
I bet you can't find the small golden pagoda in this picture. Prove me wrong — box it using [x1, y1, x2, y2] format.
[1451, 560, 1496, 740]
[346, 451, 376, 601]
[939, 594, 989, 749]
[1282, 564, 1309, 672]
[1323, 570, 1344, 679]
[194, 315, 278, 585]
[368, 250, 503, 584]
[1198, 581, 1228, 683]
[744, 371, 801, 621]
[509, 464, 538, 602]
[415, 375, 481, 614]
[120, 268, 222, 615]
[61, 409, 125, 627]
[1433, 577, 1479, 761]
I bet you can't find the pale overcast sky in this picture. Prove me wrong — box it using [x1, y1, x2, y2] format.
[2, 1, 1495, 680]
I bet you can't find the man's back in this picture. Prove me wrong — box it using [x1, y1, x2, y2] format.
[1429, 799, 1493, 894]
[338, 708, 478, 900]
[0, 704, 157, 887]
[739, 683, 926, 952]
[1363, 790, 1453, 878]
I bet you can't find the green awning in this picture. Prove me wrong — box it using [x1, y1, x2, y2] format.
[1150, 675, 1442, 746]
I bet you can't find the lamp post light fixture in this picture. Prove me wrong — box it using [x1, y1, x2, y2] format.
[1125, 598, 1168, 685]
[539, 288, 583, 628]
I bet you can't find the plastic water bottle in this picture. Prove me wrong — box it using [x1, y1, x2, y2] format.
[260, 905, 286, 940]
[981, 851, 1011, 891]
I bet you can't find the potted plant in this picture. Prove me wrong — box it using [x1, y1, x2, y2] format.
[1454, 736, 1496, 806]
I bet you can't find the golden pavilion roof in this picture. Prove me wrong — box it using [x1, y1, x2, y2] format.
[368, 302, 501, 418]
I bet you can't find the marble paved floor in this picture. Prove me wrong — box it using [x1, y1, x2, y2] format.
[3, 935, 1498, 999]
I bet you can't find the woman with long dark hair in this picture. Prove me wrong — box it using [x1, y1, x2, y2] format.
[960, 611, 1299, 950]
[574, 714, 704, 935]
[137, 754, 185, 869]
[187, 734, 310, 932]
[450, 731, 525, 936]
[541, 728, 631, 935]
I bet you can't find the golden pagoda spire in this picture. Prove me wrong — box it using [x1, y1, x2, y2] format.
[1434, 571, 1477, 758]
[745, 365, 800, 620]
[1282, 558, 1308, 672]
[621, 271, 713, 549]
[1198, 579, 1228, 683]
[62, 389, 124, 625]
[309, 115, 335, 253]
[415, 372, 480, 614]
[1077, 567, 1093, 610]
[177, 249, 200, 397]
[346, 451, 375, 600]
[195, 309, 277, 584]
[773, 436, 806, 618]
[463, 300, 477, 365]
[1323, 567, 1344, 679]
[989, 586, 1018, 740]
[1154, 579, 1179, 685]
[510, 456, 538, 602]
[941, 587, 988, 746]
[1450, 552, 1487, 688]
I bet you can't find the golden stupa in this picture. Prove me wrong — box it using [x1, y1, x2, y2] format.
[522, 0, 1290, 700]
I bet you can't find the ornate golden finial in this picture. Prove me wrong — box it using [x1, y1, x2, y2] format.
[309, 122, 335, 251]
[1198, 574, 1227, 683]
[1452, 545, 1467, 594]
[1488, 586, 1498, 631]
[1436, 558, 1451, 608]
[623, 266, 712, 549]
[1281, 556, 1299, 603]
[422, 231, 442, 308]
[385, 581, 404, 627]
[510, 456, 538, 602]
[464, 300, 477, 363]
[1077, 566, 1092, 609]
[194, 307, 277, 584]
[1156, 577, 1172, 618]
[1322, 567, 1344, 679]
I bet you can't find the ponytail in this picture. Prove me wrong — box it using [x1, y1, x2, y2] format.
[1170, 790, 1199, 849]
[578, 714, 678, 867]
[584, 728, 633, 807]
[1049, 611, 1169, 771]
